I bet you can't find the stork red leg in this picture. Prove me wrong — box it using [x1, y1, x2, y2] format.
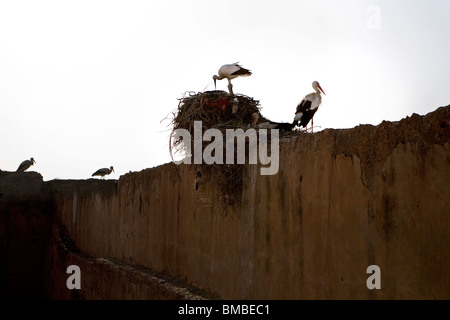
[228, 81, 234, 95]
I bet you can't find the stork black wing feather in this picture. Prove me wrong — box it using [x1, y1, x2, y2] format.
[296, 99, 312, 114]
[231, 66, 252, 76]
[273, 122, 295, 131]
[299, 109, 318, 128]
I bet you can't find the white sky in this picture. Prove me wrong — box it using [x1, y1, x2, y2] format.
[1, 0, 449, 181]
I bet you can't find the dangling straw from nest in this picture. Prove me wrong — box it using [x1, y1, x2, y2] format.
[168, 90, 305, 209]
[169, 90, 267, 203]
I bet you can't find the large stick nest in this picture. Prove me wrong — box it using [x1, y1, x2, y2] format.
[171, 90, 268, 136]
[169, 90, 271, 205]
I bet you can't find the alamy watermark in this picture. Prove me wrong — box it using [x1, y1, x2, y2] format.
[367, 5, 381, 30]
[66, 265, 81, 290]
[366, 265, 381, 289]
[172, 121, 280, 176]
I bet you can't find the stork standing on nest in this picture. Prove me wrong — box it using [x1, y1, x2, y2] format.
[213, 63, 252, 95]
[294, 81, 326, 132]
[92, 166, 114, 179]
[16, 157, 36, 172]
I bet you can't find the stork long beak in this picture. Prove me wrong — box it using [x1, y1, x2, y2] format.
[318, 85, 326, 95]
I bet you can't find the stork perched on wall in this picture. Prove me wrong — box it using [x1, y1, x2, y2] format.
[294, 81, 326, 132]
[213, 63, 252, 95]
[92, 166, 114, 179]
[16, 157, 36, 172]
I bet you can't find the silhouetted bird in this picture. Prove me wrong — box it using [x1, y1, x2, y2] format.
[17, 157, 36, 172]
[92, 166, 114, 179]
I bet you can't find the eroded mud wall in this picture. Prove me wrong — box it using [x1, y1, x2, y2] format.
[52, 106, 450, 299]
[0, 172, 53, 299]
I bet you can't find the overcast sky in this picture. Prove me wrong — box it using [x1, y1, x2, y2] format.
[1, 0, 449, 181]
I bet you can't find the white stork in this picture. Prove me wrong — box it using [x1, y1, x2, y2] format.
[92, 166, 114, 179]
[213, 63, 252, 95]
[294, 81, 326, 132]
[16, 157, 36, 172]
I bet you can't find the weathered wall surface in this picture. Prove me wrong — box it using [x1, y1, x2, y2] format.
[46, 223, 214, 300]
[0, 175, 213, 300]
[0, 172, 53, 299]
[50, 106, 450, 299]
[1, 106, 449, 299]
